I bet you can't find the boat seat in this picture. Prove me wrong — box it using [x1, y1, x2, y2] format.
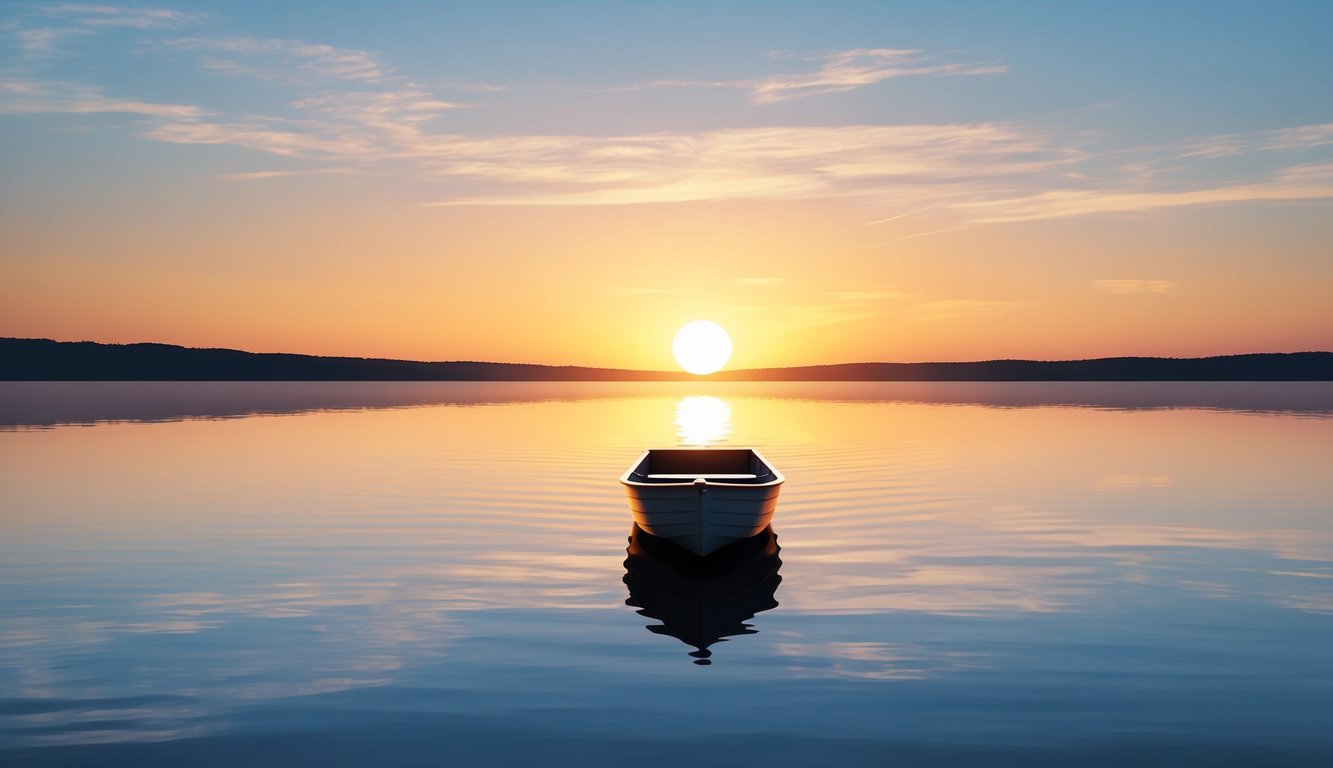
[646, 473, 758, 480]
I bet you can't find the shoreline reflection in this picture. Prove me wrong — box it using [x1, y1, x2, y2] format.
[623, 524, 782, 665]
[3, 381, 1330, 429]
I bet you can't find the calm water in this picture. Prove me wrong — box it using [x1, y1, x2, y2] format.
[2, 382, 1331, 766]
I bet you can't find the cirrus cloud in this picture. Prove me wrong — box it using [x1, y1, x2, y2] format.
[614, 47, 1005, 105]
[162, 35, 390, 84]
[36, 4, 202, 29]
[0, 76, 207, 118]
[3, 12, 1331, 229]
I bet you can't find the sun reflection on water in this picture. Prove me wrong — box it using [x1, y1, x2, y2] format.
[674, 395, 732, 445]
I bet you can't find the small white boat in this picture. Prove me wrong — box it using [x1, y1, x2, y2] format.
[620, 448, 784, 556]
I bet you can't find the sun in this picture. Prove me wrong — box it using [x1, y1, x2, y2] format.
[672, 320, 732, 375]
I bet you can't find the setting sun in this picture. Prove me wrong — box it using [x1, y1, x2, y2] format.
[672, 321, 732, 375]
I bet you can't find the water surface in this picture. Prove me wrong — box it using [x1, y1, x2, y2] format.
[2, 382, 1331, 766]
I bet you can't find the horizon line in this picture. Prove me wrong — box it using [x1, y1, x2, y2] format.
[4, 336, 1331, 373]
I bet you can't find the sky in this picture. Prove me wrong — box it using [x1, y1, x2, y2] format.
[2, 1, 1331, 369]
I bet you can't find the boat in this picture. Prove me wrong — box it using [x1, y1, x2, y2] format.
[620, 448, 784, 556]
[623, 523, 782, 664]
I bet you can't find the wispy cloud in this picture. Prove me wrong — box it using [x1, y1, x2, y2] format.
[4, 12, 1330, 228]
[430, 77, 507, 94]
[961, 163, 1333, 223]
[291, 90, 467, 130]
[164, 36, 390, 84]
[216, 167, 356, 182]
[9, 4, 201, 56]
[617, 47, 1004, 105]
[0, 77, 207, 117]
[751, 48, 1004, 104]
[146, 118, 373, 157]
[13, 25, 91, 55]
[1152, 123, 1333, 160]
[420, 123, 1069, 206]
[865, 206, 935, 225]
[127, 94, 1331, 221]
[36, 4, 202, 29]
[1094, 279, 1177, 294]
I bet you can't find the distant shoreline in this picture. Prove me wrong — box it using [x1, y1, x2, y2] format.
[3, 338, 1331, 381]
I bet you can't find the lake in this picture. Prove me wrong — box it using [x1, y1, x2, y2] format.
[2, 381, 1331, 766]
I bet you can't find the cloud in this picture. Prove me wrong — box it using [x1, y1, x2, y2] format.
[865, 206, 935, 225]
[1155, 123, 1333, 160]
[35, 4, 202, 29]
[910, 124, 1333, 224]
[145, 119, 374, 157]
[430, 78, 507, 94]
[0, 77, 207, 118]
[735, 277, 784, 286]
[10, 53, 1331, 224]
[750, 48, 1005, 104]
[137, 91, 1327, 221]
[961, 166, 1333, 224]
[290, 89, 467, 137]
[164, 36, 389, 84]
[216, 167, 357, 182]
[4, 12, 1328, 228]
[1094, 280, 1176, 294]
[616, 48, 1004, 105]
[7, 4, 201, 57]
[420, 123, 1070, 206]
[13, 25, 92, 55]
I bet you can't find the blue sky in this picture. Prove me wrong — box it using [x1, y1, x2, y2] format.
[6, 1, 1331, 204]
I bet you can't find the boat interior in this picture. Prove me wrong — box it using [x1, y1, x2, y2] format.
[625, 448, 779, 485]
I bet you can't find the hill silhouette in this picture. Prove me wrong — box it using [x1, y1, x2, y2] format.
[2, 338, 1330, 381]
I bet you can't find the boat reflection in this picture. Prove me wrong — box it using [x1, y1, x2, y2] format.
[622, 523, 782, 665]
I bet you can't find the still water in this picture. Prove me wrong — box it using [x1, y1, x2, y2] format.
[2, 382, 1331, 766]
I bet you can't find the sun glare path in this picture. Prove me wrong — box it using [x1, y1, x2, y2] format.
[674, 396, 733, 445]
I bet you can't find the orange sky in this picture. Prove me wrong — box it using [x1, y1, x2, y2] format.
[2, 3, 1331, 369]
[4, 196, 1329, 369]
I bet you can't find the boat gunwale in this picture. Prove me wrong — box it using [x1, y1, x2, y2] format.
[619, 448, 785, 490]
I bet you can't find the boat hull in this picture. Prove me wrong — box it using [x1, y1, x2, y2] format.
[620, 449, 783, 557]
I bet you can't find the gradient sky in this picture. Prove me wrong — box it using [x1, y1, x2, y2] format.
[2, 1, 1331, 369]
